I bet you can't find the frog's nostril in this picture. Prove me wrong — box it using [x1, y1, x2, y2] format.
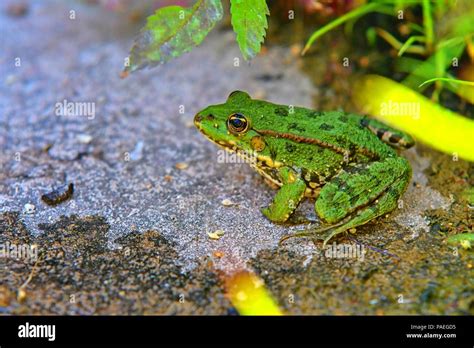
[206, 114, 215, 121]
[194, 114, 203, 123]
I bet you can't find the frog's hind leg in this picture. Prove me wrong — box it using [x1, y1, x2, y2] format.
[317, 171, 409, 246]
[361, 118, 415, 150]
[280, 156, 411, 246]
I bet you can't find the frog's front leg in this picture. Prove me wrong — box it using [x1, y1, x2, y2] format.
[261, 167, 306, 223]
[281, 156, 411, 245]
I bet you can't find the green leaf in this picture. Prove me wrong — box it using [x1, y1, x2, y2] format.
[124, 0, 223, 74]
[230, 0, 269, 60]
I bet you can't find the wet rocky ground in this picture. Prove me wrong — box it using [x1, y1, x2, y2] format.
[1, 0, 473, 315]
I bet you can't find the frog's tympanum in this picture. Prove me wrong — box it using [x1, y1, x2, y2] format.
[194, 91, 414, 245]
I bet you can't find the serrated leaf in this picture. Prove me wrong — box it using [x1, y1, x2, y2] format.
[230, 0, 269, 60]
[125, 0, 223, 73]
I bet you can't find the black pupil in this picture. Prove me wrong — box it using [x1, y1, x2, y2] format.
[230, 114, 246, 130]
[231, 118, 243, 128]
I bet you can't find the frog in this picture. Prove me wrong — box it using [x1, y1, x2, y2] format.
[194, 91, 414, 245]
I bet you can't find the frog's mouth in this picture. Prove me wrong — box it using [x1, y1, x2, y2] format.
[194, 113, 238, 151]
[197, 126, 239, 152]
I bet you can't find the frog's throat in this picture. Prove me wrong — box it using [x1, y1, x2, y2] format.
[198, 133, 285, 186]
[212, 139, 283, 170]
[255, 129, 380, 160]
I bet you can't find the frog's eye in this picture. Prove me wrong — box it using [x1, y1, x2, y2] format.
[227, 113, 249, 134]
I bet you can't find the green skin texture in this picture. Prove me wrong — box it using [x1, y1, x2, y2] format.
[194, 91, 414, 245]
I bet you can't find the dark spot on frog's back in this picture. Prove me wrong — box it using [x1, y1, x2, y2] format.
[319, 123, 334, 131]
[360, 118, 370, 128]
[275, 107, 288, 117]
[388, 187, 399, 199]
[339, 115, 349, 123]
[288, 122, 306, 133]
[308, 111, 323, 118]
[285, 143, 296, 152]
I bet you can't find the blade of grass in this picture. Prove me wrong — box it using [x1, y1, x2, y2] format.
[398, 35, 426, 57]
[376, 28, 426, 55]
[419, 77, 474, 88]
[422, 0, 434, 52]
[437, 36, 468, 50]
[302, 2, 386, 55]
[408, 23, 425, 34]
[403, 42, 465, 90]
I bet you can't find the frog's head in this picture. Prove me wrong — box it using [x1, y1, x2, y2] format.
[194, 91, 265, 155]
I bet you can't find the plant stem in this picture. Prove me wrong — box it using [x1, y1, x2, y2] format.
[376, 28, 426, 55]
[422, 0, 434, 53]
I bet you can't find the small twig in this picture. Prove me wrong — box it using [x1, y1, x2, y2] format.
[17, 254, 43, 301]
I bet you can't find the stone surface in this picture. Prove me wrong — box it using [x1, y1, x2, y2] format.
[1, 0, 472, 315]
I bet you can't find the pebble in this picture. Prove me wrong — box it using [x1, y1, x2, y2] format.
[221, 199, 236, 206]
[175, 162, 189, 170]
[77, 134, 93, 144]
[129, 141, 144, 161]
[208, 230, 225, 240]
[17, 289, 27, 303]
[23, 203, 35, 214]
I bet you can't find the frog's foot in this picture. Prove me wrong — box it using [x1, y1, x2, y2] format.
[281, 157, 411, 247]
[279, 219, 348, 246]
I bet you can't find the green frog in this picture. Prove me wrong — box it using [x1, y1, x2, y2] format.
[194, 91, 414, 245]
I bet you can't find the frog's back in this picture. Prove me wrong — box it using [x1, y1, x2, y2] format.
[250, 100, 397, 161]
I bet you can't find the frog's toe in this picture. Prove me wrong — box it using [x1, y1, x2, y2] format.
[278, 222, 345, 246]
[319, 229, 344, 247]
[261, 207, 273, 220]
[261, 206, 287, 223]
